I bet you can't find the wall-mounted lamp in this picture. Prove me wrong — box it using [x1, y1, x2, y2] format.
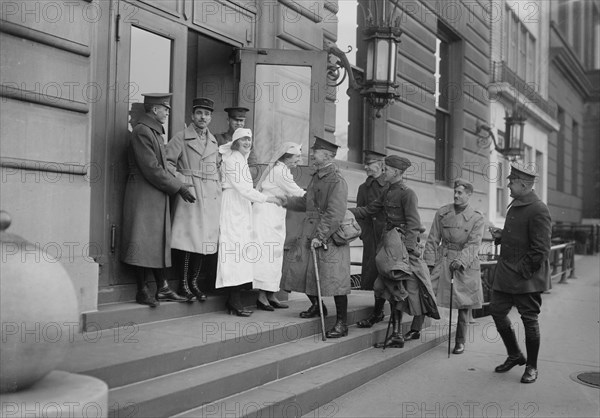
[476, 106, 527, 160]
[326, 1, 403, 118]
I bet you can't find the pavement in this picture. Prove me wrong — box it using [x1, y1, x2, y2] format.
[309, 255, 600, 418]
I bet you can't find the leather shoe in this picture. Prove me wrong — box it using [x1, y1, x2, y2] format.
[520, 366, 538, 383]
[156, 286, 188, 302]
[136, 288, 159, 308]
[404, 330, 421, 340]
[374, 332, 404, 349]
[268, 299, 289, 309]
[356, 312, 385, 328]
[256, 300, 275, 311]
[299, 303, 327, 318]
[452, 343, 465, 354]
[325, 321, 348, 338]
[495, 354, 527, 373]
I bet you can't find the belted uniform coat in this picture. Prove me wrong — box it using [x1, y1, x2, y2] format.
[281, 163, 351, 296]
[120, 114, 183, 268]
[424, 204, 485, 309]
[356, 175, 388, 290]
[166, 125, 221, 254]
[492, 191, 551, 294]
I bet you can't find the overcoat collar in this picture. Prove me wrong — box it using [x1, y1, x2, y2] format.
[388, 180, 407, 190]
[508, 190, 540, 209]
[137, 114, 165, 135]
[183, 125, 218, 158]
[439, 203, 477, 221]
[314, 163, 336, 178]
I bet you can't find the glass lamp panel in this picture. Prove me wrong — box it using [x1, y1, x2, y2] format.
[375, 39, 390, 81]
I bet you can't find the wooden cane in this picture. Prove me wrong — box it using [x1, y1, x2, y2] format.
[448, 269, 454, 358]
[310, 246, 327, 341]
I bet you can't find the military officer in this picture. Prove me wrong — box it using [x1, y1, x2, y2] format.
[214, 107, 249, 146]
[351, 155, 439, 348]
[282, 136, 351, 338]
[489, 163, 551, 384]
[422, 179, 485, 354]
[166, 97, 221, 303]
[121, 93, 195, 307]
[355, 150, 390, 328]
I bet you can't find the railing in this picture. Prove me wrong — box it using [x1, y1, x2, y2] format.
[491, 61, 558, 120]
[473, 241, 577, 318]
[552, 223, 600, 255]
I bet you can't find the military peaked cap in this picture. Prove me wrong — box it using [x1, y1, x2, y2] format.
[142, 93, 172, 109]
[192, 97, 214, 112]
[311, 136, 339, 153]
[507, 163, 537, 181]
[224, 107, 250, 119]
[454, 178, 474, 193]
[363, 150, 387, 164]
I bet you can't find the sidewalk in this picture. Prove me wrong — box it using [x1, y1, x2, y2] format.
[309, 255, 600, 418]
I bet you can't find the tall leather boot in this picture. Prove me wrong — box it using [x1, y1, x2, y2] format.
[494, 321, 527, 372]
[188, 254, 207, 302]
[521, 319, 540, 383]
[177, 252, 194, 303]
[326, 295, 348, 338]
[375, 303, 404, 348]
[154, 268, 188, 302]
[135, 267, 159, 308]
[299, 295, 328, 318]
[357, 296, 385, 328]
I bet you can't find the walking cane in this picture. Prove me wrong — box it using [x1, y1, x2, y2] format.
[447, 269, 454, 358]
[310, 245, 327, 341]
[381, 303, 394, 350]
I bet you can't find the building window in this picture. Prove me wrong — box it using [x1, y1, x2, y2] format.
[536, 151, 544, 198]
[496, 147, 508, 216]
[505, 5, 537, 85]
[434, 24, 453, 181]
[572, 120, 579, 196]
[558, 0, 569, 40]
[557, 107, 565, 192]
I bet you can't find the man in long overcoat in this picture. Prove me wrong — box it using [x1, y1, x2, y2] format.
[282, 136, 351, 338]
[166, 97, 221, 302]
[423, 179, 485, 354]
[489, 164, 551, 384]
[355, 150, 389, 328]
[121, 93, 195, 307]
[351, 155, 439, 348]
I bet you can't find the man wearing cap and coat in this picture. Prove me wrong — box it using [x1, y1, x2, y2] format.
[489, 164, 551, 384]
[351, 155, 439, 348]
[214, 107, 249, 146]
[121, 93, 196, 307]
[166, 97, 221, 302]
[282, 136, 351, 338]
[422, 179, 485, 354]
[355, 150, 390, 329]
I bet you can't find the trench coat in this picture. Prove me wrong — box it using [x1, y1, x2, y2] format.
[281, 163, 351, 296]
[253, 162, 305, 292]
[492, 191, 551, 294]
[166, 125, 221, 254]
[120, 114, 183, 268]
[424, 204, 485, 309]
[215, 148, 268, 288]
[356, 175, 388, 290]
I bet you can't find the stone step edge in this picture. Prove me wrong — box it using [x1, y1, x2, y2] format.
[176, 332, 447, 418]
[107, 322, 401, 418]
[76, 304, 380, 389]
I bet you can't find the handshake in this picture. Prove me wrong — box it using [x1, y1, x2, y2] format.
[266, 195, 288, 207]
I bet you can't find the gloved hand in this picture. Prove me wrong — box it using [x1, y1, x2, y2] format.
[311, 238, 324, 248]
[178, 184, 196, 203]
[449, 259, 464, 272]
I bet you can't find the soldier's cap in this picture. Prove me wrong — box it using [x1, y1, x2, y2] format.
[142, 93, 172, 109]
[232, 128, 252, 142]
[363, 150, 387, 164]
[311, 136, 339, 153]
[192, 97, 214, 112]
[507, 163, 537, 181]
[385, 155, 411, 171]
[454, 178, 474, 193]
[224, 107, 250, 119]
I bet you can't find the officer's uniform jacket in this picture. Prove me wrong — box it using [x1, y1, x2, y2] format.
[281, 163, 350, 296]
[492, 191, 551, 294]
[356, 175, 388, 290]
[424, 203, 485, 309]
[121, 114, 183, 268]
